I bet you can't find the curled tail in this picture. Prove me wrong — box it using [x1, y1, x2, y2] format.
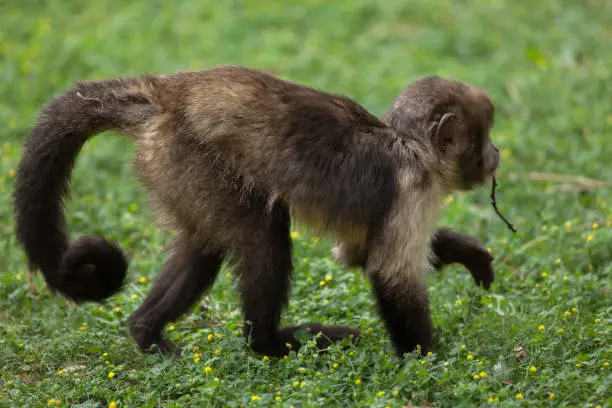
[13, 76, 159, 303]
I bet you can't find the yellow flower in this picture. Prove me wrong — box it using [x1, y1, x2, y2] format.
[592, 222, 599, 229]
[292, 381, 299, 388]
[108, 371, 115, 378]
[392, 390, 399, 397]
[103, 352, 109, 357]
[603, 362, 609, 367]
[139, 276, 148, 284]
[479, 371, 487, 378]
[586, 235, 593, 243]
[325, 273, 332, 281]
[355, 379, 361, 385]
[275, 396, 281, 402]
[563, 275, 569, 281]
[595, 318, 601, 323]
[548, 393, 554, 399]
[57, 370, 63, 375]
[515, 393, 523, 399]
[263, 356, 269, 361]
[367, 327, 373, 333]
[204, 366, 213, 374]
[461, 344, 466, 350]
[215, 349, 221, 357]
[8, 169, 15, 178]
[538, 325, 545, 331]
[473, 374, 480, 380]
[555, 258, 562, 264]
[207, 334, 213, 341]
[109, 402, 117, 408]
[427, 351, 432, 356]
[477, 361, 483, 366]
[377, 391, 384, 397]
[251, 395, 260, 401]
[319, 280, 326, 286]
[290, 231, 300, 239]
[575, 362, 581, 367]
[114, 307, 121, 312]
[541, 271, 548, 277]
[564, 311, 571, 317]
[529, 366, 537, 372]
[130, 294, 137, 301]
[572, 307, 577, 313]
[541, 225, 548, 232]
[558, 328, 565, 334]
[168, 324, 175, 331]
[129, 203, 138, 213]
[467, 354, 473, 360]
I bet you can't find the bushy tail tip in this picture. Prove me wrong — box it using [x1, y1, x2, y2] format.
[52, 236, 128, 303]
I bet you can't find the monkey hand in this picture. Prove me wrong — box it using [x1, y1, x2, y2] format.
[462, 244, 495, 290]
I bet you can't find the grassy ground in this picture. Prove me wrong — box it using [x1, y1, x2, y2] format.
[1, 1, 611, 407]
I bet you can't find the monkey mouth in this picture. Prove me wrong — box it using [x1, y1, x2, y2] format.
[458, 171, 495, 191]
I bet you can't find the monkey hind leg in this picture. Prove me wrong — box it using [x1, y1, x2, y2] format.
[128, 235, 223, 356]
[233, 202, 359, 357]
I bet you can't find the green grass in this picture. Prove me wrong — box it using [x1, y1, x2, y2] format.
[1, 1, 611, 407]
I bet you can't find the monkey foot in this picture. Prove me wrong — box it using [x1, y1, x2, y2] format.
[286, 323, 361, 350]
[248, 323, 360, 357]
[130, 326, 182, 357]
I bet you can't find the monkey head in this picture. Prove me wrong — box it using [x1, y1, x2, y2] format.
[384, 76, 500, 192]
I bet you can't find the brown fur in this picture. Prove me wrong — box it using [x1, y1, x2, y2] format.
[13, 65, 499, 357]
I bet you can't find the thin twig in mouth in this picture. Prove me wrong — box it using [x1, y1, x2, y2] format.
[490, 176, 517, 233]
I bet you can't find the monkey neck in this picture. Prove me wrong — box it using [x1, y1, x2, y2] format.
[390, 128, 448, 195]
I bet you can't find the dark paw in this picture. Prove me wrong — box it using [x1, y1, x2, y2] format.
[465, 247, 495, 290]
[130, 326, 182, 357]
[394, 336, 433, 358]
[283, 323, 360, 350]
[153, 338, 183, 357]
[249, 336, 300, 357]
[305, 324, 360, 349]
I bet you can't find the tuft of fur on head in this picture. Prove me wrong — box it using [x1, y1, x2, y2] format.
[383, 76, 499, 193]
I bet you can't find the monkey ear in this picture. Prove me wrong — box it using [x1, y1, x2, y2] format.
[430, 112, 457, 149]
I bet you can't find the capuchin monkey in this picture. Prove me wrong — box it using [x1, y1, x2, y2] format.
[12, 65, 499, 358]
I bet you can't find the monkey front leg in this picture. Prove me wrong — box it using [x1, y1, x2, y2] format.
[366, 262, 433, 357]
[334, 227, 494, 289]
[430, 227, 494, 289]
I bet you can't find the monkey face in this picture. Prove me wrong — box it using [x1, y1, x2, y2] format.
[384, 76, 499, 191]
